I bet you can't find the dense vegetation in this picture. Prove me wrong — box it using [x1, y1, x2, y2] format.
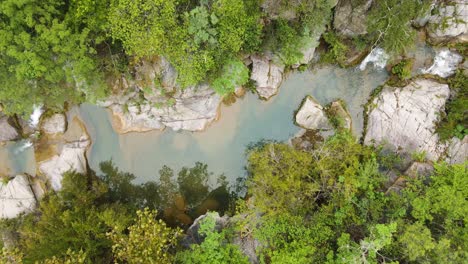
[2, 133, 466, 263]
[0, 0, 430, 117]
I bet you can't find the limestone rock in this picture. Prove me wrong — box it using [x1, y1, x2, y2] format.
[0, 116, 18, 143]
[250, 55, 284, 100]
[38, 118, 90, 191]
[364, 79, 450, 161]
[110, 104, 165, 133]
[109, 84, 221, 133]
[404, 162, 434, 179]
[334, 0, 373, 37]
[0, 175, 36, 219]
[428, 0, 468, 44]
[41, 113, 67, 134]
[446, 136, 467, 164]
[295, 96, 332, 130]
[329, 100, 352, 130]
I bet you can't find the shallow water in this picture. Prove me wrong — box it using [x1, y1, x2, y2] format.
[79, 66, 388, 184]
[0, 140, 36, 176]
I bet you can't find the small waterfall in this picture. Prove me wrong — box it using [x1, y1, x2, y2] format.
[358, 48, 389, 71]
[13, 140, 33, 155]
[422, 49, 462, 78]
[29, 105, 44, 127]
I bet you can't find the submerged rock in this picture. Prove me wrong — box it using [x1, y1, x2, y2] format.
[364, 79, 450, 161]
[41, 113, 67, 135]
[295, 96, 332, 131]
[0, 175, 37, 219]
[422, 49, 463, 78]
[0, 115, 19, 144]
[38, 118, 90, 191]
[250, 54, 285, 100]
[427, 0, 468, 44]
[334, 0, 372, 37]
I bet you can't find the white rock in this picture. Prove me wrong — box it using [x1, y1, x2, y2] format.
[250, 55, 284, 100]
[0, 175, 36, 219]
[38, 118, 90, 191]
[428, 0, 468, 44]
[334, 0, 373, 37]
[446, 136, 468, 164]
[38, 138, 89, 191]
[41, 113, 67, 134]
[422, 49, 463, 78]
[109, 104, 165, 133]
[364, 79, 450, 161]
[295, 96, 332, 130]
[0, 116, 18, 143]
[109, 84, 221, 133]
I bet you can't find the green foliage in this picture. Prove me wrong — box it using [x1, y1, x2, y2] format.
[17, 171, 132, 263]
[0, 0, 106, 116]
[108, 208, 182, 264]
[391, 59, 413, 80]
[108, 0, 176, 58]
[322, 31, 348, 66]
[367, 0, 430, 55]
[212, 59, 249, 96]
[411, 150, 427, 162]
[334, 223, 397, 264]
[255, 213, 332, 264]
[246, 143, 317, 216]
[176, 212, 249, 264]
[437, 70, 468, 140]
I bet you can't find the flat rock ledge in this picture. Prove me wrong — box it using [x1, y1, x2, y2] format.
[40, 113, 67, 135]
[364, 79, 450, 161]
[0, 175, 37, 219]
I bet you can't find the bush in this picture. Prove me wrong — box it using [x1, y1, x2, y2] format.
[391, 59, 413, 80]
[437, 70, 468, 140]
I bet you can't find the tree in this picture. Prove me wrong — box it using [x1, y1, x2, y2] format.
[367, 0, 430, 55]
[0, 0, 106, 116]
[108, 208, 182, 264]
[108, 0, 177, 58]
[175, 212, 249, 264]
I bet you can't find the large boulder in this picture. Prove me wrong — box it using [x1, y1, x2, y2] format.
[334, 0, 373, 37]
[110, 84, 221, 133]
[103, 58, 222, 133]
[0, 115, 19, 143]
[250, 54, 285, 100]
[446, 136, 468, 164]
[427, 0, 468, 44]
[41, 113, 67, 135]
[295, 96, 332, 131]
[0, 175, 37, 219]
[364, 79, 450, 161]
[38, 118, 90, 191]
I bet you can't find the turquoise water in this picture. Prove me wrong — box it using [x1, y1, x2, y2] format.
[78, 66, 388, 184]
